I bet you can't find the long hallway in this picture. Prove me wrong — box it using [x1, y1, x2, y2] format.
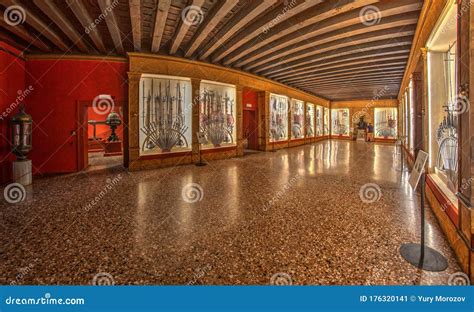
[0, 140, 460, 285]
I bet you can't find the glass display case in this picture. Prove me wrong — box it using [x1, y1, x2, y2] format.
[291, 99, 305, 139]
[306, 103, 315, 138]
[316, 105, 323, 136]
[139, 74, 192, 155]
[323, 107, 329, 135]
[199, 80, 237, 149]
[374, 108, 397, 139]
[331, 108, 350, 136]
[269, 93, 289, 142]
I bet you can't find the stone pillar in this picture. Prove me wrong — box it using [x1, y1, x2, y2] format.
[127, 72, 141, 170]
[13, 160, 32, 186]
[191, 78, 201, 163]
[410, 72, 423, 157]
[420, 48, 430, 166]
[258, 91, 269, 151]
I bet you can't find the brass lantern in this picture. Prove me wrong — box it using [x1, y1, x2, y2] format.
[11, 105, 33, 160]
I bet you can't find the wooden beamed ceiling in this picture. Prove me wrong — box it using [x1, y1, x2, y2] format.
[0, 0, 423, 100]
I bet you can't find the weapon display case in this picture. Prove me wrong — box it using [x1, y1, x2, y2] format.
[374, 108, 397, 139]
[306, 103, 315, 138]
[331, 108, 350, 136]
[316, 105, 323, 136]
[323, 107, 330, 135]
[139, 74, 192, 155]
[291, 99, 305, 139]
[199, 80, 237, 149]
[269, 93, 289, 142]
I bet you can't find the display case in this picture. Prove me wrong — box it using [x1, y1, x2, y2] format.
[199, 80, 237, 149]
[306, 103, 315, 138]
[291, 99, 305, 139]
[316, 105, 323, 136]
[269, 93, 289, 142]
[374, 108, 397, 139]
[323, 107, 329, 135]
[139, 75, 192, 155]
[331, 108, 350, 136]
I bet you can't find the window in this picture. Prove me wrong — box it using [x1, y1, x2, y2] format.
[139, 75, 192, 155]
[331, 109, 350, 136]
[269, 93, 289, 142]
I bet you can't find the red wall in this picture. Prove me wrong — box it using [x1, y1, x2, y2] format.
[243, 88, 258, 111]
[0, 42, 26, 184]
[25, 59, 128, 175]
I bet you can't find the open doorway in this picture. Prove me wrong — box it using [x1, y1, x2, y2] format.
[77, 98, 125, 172]
[242, 88, 260, 154]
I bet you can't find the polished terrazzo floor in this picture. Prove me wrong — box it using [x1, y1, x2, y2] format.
[0, 140, 462, 285]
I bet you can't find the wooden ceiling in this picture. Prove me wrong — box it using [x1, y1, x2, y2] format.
[0, 0, 423, 100]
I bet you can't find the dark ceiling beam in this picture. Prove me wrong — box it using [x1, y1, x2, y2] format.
[170, 0, 206, 55]
[222, 0, 379, 66]
[198, 0, 278, 60]
[0, 11, 50, 51]
[233, 0, 422, 68]
[252, 27, 416, 74]
[0, 0, 69, 51]
[185, 0, 240, 58]
[68, 0, 107, 53]
[98, 0, 124, 54]
[293, 71, 406, 87]
[151, 0, 171, 53]
[268, 48, 411, 80]
[129, 0, 142, 51]
[263, 37, 414, 77]
[210, 0, 324, 63]
[32, 0, 89, 53]
[305, 80, 403, 89]
[279, 57, 408, 84]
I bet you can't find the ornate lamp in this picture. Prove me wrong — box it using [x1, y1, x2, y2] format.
[11, 105, 33, 160]
[105, 111, 121, 142]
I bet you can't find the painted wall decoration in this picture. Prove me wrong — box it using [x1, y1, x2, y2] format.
[374, 107, 397, 139]
[269, 93, 289, 142]
[139, 75, 192, 155]
[306, 103, 315, 138]
[199, 80, 237, 148]
[331, 108, 350, 136]
[291, 99, 305, 139]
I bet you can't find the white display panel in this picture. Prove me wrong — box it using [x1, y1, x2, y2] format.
[331, 108, 350, 136]
[291, 99, 305, 139]
[323, 107, 329, 135]
[306, 103, 315, 138]
[316, 105, 323, 136]
[139, 75, 192, 155]
[269, 93, 289, 142]
[199, 81, 237, 149]
[374, 108, 398, 139]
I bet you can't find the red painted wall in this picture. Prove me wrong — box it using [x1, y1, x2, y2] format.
[243, 88, 258, 111]
[25, 59, 128, 175]
[0, 42, 26, 184]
